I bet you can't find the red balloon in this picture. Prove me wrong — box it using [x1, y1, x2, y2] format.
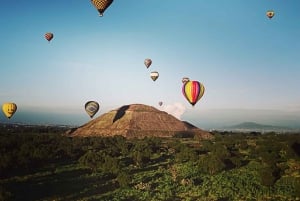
[44, 32, 54, 42]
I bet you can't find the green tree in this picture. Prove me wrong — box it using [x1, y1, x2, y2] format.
[229, 156, 242, 168]
[102, 155, 120, 175]
[175, 145, 197, 163]
[260, 167, 276, 187]
[294, 178, 300, 197]
[117, 171, 131, 188]
[131, 140, 152, 167]
[78, 150, 101, 172]
[198, 154, 225, 175]
[212, 143, 230, 159]
[200, 140, 214, 152]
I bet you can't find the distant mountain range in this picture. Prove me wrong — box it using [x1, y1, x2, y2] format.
[219, 122, 299, 133]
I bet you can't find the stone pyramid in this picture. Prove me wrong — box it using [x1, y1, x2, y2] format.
[67, 104, 211, 139]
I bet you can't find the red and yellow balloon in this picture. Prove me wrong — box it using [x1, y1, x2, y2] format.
[182, 81, 205, 106]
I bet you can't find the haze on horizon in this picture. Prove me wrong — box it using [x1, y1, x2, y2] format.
[1, 1, 300, 129]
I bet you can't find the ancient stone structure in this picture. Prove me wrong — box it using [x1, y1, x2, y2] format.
[67, 104, 211, 139]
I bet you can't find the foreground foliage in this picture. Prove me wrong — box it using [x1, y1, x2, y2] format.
[0, 125, 299, 201]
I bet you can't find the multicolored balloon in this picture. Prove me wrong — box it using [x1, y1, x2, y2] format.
[44, 32, 54, 42]
[150, 71, 159, 81]
[182, 81, 205, 106]
[85, 101, 100, 118]
[91, 0, 114, 17]
[144, 58, 152, 68]
[182, 77, 190, 84]
[266, 10, 275, 19]
[2, 102, 17, 119]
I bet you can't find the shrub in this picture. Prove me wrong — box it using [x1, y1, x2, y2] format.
[117, 171, 131, 188]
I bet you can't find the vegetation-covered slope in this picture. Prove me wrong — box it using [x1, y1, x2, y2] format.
[0, 126, 299, 201]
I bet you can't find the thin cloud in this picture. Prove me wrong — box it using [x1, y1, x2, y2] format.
[162, 102, 186, 120]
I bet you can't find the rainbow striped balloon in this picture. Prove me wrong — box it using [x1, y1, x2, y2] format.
[182, 81, 205, 106]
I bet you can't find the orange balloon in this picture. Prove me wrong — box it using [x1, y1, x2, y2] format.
[91, 0, 114, 17]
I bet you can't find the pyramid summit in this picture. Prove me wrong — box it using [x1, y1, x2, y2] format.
[67, 104, 211, 139]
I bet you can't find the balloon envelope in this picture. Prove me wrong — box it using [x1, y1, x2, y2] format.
[2, 103, 17, 119]
[182, 81, 205, 106]
[91, 0, 114, 16]
[150, 71, 159, 81]
[158, 101, 163, 106]
[44, 32, 53, 42]
[182, 77, 190, 84]
[85, 101, 100, 118]
[144, 58, 152, 68]
[266, 10, 275, 19]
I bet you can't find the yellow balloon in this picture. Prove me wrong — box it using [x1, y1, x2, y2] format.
[2, 103, 17, 119]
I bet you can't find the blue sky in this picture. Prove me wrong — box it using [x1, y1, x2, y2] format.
[1, 1, 300, 129]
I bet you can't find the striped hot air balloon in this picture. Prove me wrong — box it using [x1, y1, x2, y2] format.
[91, 0, 114, 17]
[150, 71, 159, 81]
[85, 101, 100, 118]
[182, 81, 205, 106]
[44, 32, 53, 42]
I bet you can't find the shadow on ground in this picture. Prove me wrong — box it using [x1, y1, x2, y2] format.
[4, 167, 117, 201]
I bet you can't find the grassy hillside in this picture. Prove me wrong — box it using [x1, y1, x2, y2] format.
[0, 126, 299, 201]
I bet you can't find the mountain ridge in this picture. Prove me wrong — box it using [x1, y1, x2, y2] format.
[219, 121, 298, 133]
[227, 122, 289, 129]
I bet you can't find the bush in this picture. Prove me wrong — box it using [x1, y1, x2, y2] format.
[117, 171, 131, 188]
[260, 167, 276, 187]
[198, 154, 225, 175]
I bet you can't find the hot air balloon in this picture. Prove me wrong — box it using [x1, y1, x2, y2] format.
[150, 71, 159, 81]
[2, 103, 17, 119]
[266, 10, 275, 19]
[158, 101, 163, 106]
[91, 0, 114, 17]
[85, 101, 99, 118]
[44, 32, 54, 42]
[144, 58, 152, 68]
[182, 81, 205, 106]
[182, 77, 190, 84]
